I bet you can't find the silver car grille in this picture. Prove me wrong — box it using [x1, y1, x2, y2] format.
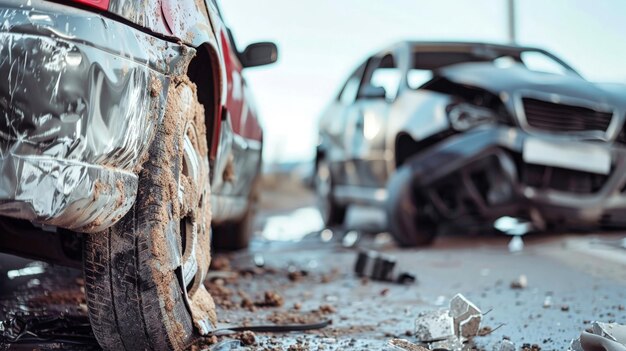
[521, 97, 614, 134]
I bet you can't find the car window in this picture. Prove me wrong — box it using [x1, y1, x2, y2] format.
[520, 51, 572, 76]
[407, 69, 434, 89]
[339, 76, 361, 104]
[371, 68, 402, 100]
[359, 53, 400, 100]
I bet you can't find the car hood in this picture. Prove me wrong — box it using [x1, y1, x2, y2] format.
[436, 62, 626, 110]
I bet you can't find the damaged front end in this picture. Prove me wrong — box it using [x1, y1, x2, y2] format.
[0, 1, 192, 233]
[401, 124, 626, 229]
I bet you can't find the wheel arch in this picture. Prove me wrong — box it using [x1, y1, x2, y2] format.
[186, 42, 225, 163]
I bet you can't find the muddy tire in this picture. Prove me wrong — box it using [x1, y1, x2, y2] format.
[315, 160, 347, 226]
[83, 78, 215, 351]
[386, 164, 438, 247]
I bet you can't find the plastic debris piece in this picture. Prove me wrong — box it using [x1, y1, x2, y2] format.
[543, 295, 552, 308]
[210, 339, 244, 351]
[508, 235, 525, 252]
[388, 338, 429, 351]
[580, 332, 626, 351]
[415, 310, 455, 341]
[592, 322, 626, 344]
[569, 337, 583, 351]
[495, 216, 533, 236]
[342, 230, 360, 247]
[320, 228, 334, 242]
[253, 254, 265, 267]
[354, 250, 417, 284]
[430, 337, 464, 351]
[493, 339, 516, 351]
[510, 274, 528, 289]
[449, 293, 482, 341]
[354, 250, 395, 282]
[397, 272, 417, 285]
[569, 322, 626, 351]
[414, 294, 483, 347]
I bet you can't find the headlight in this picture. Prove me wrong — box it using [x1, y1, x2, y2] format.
[447, 103, 498, 131]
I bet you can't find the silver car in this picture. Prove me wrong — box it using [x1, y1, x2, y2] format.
[316, 41, 626, 246]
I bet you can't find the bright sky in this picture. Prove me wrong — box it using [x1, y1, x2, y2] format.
[219, 0, 626, 164]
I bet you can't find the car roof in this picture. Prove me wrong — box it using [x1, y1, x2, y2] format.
[405, 41, 542, 52]
[369, 41, 576, 73]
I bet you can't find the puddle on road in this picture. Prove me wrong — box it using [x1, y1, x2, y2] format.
[261, 206, 324, 241]
[260, 205, 387, 242]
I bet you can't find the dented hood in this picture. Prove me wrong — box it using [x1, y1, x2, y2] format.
[436, 62, 626, 109]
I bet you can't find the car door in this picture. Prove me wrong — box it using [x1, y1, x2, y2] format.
[344, 52, 402, 189]
[319, 62, 366, 187]
[209, 1, 265, 221]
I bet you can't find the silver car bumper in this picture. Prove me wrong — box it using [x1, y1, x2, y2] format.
[0, 0, 190, 232]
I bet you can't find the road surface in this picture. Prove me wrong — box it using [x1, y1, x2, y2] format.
[1, 173, 625, 350]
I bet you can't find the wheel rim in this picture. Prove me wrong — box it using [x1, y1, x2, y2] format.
[172, 85, 206, 304]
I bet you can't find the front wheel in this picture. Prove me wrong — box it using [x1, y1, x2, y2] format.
[83, 78, 216, 351]
[386, 164, 438, 247]
[315, 160, 347, 226]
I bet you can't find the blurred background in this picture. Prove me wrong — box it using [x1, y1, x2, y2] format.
[220, 0, 626, 165]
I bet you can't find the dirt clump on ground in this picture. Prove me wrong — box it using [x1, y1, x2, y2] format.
[206, 279, 235, 309]
[317, 304, 335, 314]
[188, 335, 218, 351]
[267, 304, 335, 325]
[287, 343, 311, 351]
[238, 330, 256, 345]
[258, 291, 284, 307]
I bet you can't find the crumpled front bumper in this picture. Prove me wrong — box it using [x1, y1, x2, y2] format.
[0, 1, 191, 232]
[402, 126, 626, 226]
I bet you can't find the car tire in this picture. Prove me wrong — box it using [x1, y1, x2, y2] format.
[212, 180, 259, 251]
[83, 78, 214, 351]
[315, 160, 347, 226]
[386, 164, 438, 247]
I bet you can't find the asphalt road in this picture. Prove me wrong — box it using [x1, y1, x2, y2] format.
[1, 173, 625, 350]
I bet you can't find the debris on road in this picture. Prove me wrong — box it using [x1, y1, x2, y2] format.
[388, 338, 429, 351]
[342, 230, 360, 247]
[413, 294, 483, 350]
[258, 290, 285, 307]
[415, 310, 454, 341]
[0, 314, 97, 346]
[355, 250, 394, 282]
[449, 294, 482, 340]
[510, 274, 528, 289]
[543, 295, 553, 308]
[238, 330, 256, 346]
[569, 321, 626, 351]
[493, 339, 516, 351]
[354, 250, 416, 284]
[208, 339, 244, 350]
[508, 235, 525, 253]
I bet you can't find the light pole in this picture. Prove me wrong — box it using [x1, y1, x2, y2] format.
[508, 0, 517, 44]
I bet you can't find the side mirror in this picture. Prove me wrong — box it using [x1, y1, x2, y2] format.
[360, 85, 387, 100]
[240, 42, 278, 68]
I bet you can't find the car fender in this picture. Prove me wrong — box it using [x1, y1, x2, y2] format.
[386, 90, 453, 152]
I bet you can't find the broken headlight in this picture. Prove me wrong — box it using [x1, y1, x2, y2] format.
[447, 103, 498, 131]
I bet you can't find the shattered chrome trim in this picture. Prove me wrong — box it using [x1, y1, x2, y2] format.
[0, 1, 193, 232]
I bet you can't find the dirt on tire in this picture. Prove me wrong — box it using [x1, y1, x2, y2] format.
[84, 70, 216, 351]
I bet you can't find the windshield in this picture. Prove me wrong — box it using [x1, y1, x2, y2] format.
[409, 47, 580, 89]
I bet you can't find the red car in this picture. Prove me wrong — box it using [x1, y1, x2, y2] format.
[0, 0, 276, 349]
